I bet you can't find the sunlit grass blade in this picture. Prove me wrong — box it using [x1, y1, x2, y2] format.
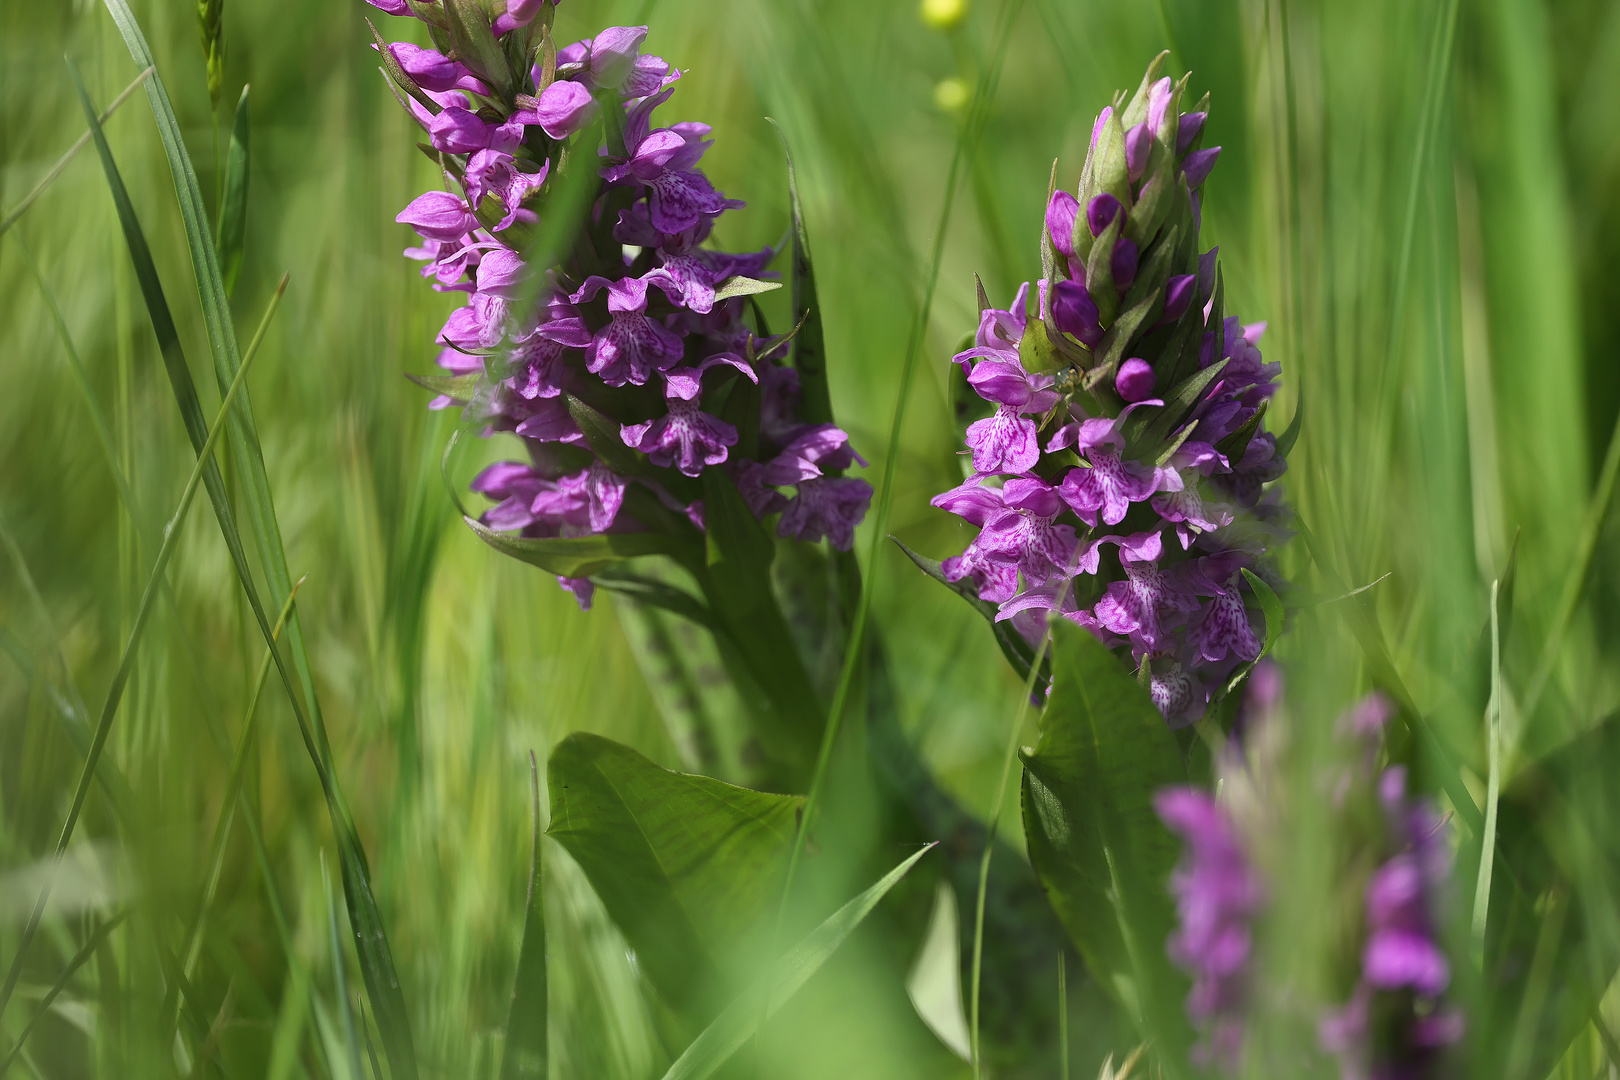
[1471, 578, 1503, 965]
[0, 910, 129, 1078]
[94, 9, 423, 1070]
[0, 222, 277, 1021]
[102, 0, 329, 776]
[501, 752, 549, 1080]
[1521, 404, 1620, 724]
[325, 856, 369, 1080]
[659, 843, 936, 1080]
[164, 576, 305, 1049]
[216, 84, 250, 297]
[0, 65, 152, 238]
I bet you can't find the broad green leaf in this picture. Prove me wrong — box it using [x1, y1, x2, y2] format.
[97, 10, 421, 1075]
[592, 570, 718, 633]
[657, 844, 936, 1080]
[1240, 568, 1284, 659]
[547, 733, 803, 1023]
[712, 276, 783, 302]
[464, 516, 679, 578]
[1019, 623, 1191, 1069]
[502, 755, 548, 1080]
[216, 85, 250, 297]
[891, 537, 1046, 691]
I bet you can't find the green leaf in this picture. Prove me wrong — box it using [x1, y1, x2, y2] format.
[564, 393, 643, 475]
[216, 84, 250, 298]
[502, 755, 548, 1080]
[1240, 568, 1284, 659]
[690, 470, 825, 785]
[1019, 623, 1191, 1068]
[712, 276, 783, 302]
[891, 537, 1046, 690]
[546, 733, 804, 1023]
[1127, 358, 1229, 450]
[463, 516, 679, 578]
[405, 371, 482, 402]
[657, 844, 936, 1080]
[592, 570, 718, 632]
[1274, 384, 1303, 459]
[767, 120, 834, 426]
[442, 0, 514, 100]
[1215, 399, 1268, 471]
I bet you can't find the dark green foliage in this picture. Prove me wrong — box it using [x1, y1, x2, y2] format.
[1019, 622, 1192, 1069]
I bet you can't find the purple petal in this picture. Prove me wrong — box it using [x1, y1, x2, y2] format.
[1087, 193, 1122, 237]
[1111, 238, 1139, 291]
[1183, 146, 1222, 189]
[1046, 190, 1080, 260]
[1051, 279, 1102, 347]
[1116, 358, 1156, 402]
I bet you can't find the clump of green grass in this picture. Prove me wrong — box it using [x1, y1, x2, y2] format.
[4, 0, 1620, 1078]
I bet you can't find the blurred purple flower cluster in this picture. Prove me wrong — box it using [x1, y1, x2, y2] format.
[1155, 786, 1265, 1072]
[1155, 684, 1463, 1077]
[931, 58, 1289, 723]
[368, 0, 870, 608]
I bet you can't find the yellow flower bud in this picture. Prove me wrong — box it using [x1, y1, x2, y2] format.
[919, 0, 967, 33]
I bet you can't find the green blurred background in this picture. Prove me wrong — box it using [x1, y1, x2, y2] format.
[5, 0, 1620, 1075]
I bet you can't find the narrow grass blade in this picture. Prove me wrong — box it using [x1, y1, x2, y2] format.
[93, 12, 423, 1070]
[325, 857, 369, 1080]
[779, 0, 1026, 924]
[216, 84, 250, 297]
[1295, 517, 1483, 834]
[1471, 578, 1503, 965]
[1240, 568, 1285, 658]
[658, 844, 936, 1080]
[165, 576, 305, 1047]
[0, 236, 275, 1022]
[103, 0, 329, 776]
[1522, 403, 1620, 723]
[501, 752, 548, 1080]
[0, 66, 151, 238]
[0, 910, 129, 1078]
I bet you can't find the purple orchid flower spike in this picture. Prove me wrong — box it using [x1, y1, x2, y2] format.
[397, 189, 480, 243]
[373, 8, 868, 616]
[927, 57, 1293, 723]
[1047, 190, 1080, 260]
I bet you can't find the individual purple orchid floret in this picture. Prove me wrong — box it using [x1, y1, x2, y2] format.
[963, 362, 1059, 475]
[375, 2, 870, 606]
[1156, 788, 1265, 1072]
[930, 54, 1291, 723]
